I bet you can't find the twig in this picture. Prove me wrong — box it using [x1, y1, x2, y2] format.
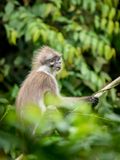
[15, 154, 24, 160]
[94, 76, 120, 98]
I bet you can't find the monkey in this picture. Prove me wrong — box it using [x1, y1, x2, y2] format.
[16, 45, 120, 137]
[16, 46, 98, 118]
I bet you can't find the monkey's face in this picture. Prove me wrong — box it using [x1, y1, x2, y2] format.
[46, 55, 62, 72]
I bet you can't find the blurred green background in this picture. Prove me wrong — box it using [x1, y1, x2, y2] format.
[0, 0, 120, 159]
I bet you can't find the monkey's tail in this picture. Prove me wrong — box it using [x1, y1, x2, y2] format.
[93, 76, 120, 98]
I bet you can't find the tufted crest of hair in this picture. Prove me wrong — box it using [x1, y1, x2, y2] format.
[32, 46, 60, 70]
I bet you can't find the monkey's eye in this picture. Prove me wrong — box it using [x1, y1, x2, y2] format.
[50, 60, 54, 66]
[50, 59, 54, 63]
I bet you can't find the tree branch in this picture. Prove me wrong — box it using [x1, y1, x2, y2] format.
[94, 76, 120, 98]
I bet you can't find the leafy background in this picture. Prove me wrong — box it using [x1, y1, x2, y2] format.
[0, 0, 120, 159]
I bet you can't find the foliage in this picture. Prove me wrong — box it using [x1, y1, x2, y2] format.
[0, 0, 120, 159]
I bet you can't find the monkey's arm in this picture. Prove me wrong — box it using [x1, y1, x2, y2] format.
[61, 96, 98, 107]
[44, 93, 98, 109]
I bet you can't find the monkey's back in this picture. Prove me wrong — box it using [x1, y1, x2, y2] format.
[16, 71, 57, 111]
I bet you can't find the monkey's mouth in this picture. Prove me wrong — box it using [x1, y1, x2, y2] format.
[56, 66, 61, 71]
[54, 63, 61, 71]
[53, 61, 62, 71]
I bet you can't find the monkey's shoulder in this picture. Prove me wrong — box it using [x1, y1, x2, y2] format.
[27, 71, 57, 85]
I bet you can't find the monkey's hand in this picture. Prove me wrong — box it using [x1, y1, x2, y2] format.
[88, 96, 99, 107]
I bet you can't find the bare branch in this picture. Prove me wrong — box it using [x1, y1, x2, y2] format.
[94, 76, 120, 98]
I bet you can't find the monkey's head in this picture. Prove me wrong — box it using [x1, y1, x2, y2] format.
[32, 46, 62, 73]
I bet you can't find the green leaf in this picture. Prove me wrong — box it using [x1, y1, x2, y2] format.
[97, 41, 104, 56]
[105, 113, 120, 122]
[5, 2, 14, 15]
[90, 1, 96, 13]
[94, 16, 100, 28]
[107, 20, 114, 34]
[11, 85, 19, 99]
[91, 38, 98, 52]
[33, 29, 41, 42]
[0, 98, 8, 104]
[101, 18, 107, 30]
[10, 30, 17, 44]
[109, 8, 116, 20]
[104, 45, 112, 60]
[114, 21, 119, 34]
[101, 4, 109, 18]
[4, 65, 10, 77]
[57, 32, 64, 44]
